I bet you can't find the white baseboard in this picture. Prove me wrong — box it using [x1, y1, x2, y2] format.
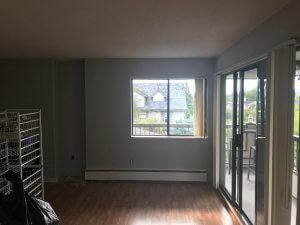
[85, 169, 207, 182]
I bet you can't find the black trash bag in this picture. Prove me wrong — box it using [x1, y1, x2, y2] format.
[25, 192, 59, 225]
[0, 170, 59, 225]
[0, 170, 31, 225]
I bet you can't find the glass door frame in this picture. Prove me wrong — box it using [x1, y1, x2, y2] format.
[220, 61, 267, 225]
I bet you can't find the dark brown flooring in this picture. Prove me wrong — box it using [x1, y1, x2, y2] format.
[45, 182, 240, 225]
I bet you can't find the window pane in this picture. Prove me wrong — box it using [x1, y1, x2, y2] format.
[132, 80, 168, 136]
[294, 76, 300, 137]
[291, 52, 300, 225]
[224, 74, 233, 195]
[242, 69, 258, 224]
[294, 76, 300, 172]
[169, 79, 206, 136]
[292, 73, 300, 172]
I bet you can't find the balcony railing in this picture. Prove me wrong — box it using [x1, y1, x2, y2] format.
[225, 124, 300, 171]
[132, 123, 194, 136]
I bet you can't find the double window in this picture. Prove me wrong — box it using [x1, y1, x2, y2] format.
[131, 79, 207, 137]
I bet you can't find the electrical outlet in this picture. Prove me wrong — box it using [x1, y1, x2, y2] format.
[129, 159, 134, 166]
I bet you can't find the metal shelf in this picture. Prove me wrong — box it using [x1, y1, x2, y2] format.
[21, 133, 40, 141]
[20, 126, 39, 133]
[34, 190, 42, 198]
[0, 119, 8, 124]
[0, 110, 44, 199]
[0, 169, 9, 177]
[0, 132, 19, 139]
[21, 141, 40, 150]
[28, 183, 42, 195]
[0, 140, 9, 180]
[24, 169, 42, 190]
[0, 181, 11, 195]
[19, 111, 40, 117]
[20, 119, 39, 125]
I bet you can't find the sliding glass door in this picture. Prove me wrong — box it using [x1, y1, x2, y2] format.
[220, 74, 234, 196]
[220, 61, 267, 225]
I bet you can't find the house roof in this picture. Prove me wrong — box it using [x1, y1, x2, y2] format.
[134, 83, 168, 97]
[134, 83, 187, 111]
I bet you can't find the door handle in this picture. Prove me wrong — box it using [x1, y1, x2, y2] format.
[234, 134, 243, 148]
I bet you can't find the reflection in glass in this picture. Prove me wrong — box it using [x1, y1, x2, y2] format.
[242, 68, 258, 224]
[220, 74, 234, 195]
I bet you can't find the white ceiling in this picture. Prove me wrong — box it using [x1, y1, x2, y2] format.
[0, 0, 292, 58]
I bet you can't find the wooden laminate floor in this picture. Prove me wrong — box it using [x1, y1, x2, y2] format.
[45, 182, 240, 225]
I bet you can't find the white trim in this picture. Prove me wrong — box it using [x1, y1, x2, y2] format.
[131, 136, 207, 140]
[267, 44, 296, 225]
[85, 169, 207, 182]
[215, 55, 268, 76]
[215, 39, 297, 76]
[213, 76, 221, 188]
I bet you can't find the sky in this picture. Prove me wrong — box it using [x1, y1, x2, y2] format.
[295, 76, 300, 95]
[132, 79, 196, 94]
[226, 79, 257, 95]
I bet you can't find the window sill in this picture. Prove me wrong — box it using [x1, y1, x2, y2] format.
[131, 136, 207, 140]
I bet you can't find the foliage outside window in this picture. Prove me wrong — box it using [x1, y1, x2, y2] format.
[224, 76, 258, 140]
[293, 65, 300, 171]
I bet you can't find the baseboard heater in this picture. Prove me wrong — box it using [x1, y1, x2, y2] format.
[85, 169, 207, 182]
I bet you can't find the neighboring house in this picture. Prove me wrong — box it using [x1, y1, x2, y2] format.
[244, 100, 256, 109]
[226, 100, 256, 110]
[133, 83, 187, 124]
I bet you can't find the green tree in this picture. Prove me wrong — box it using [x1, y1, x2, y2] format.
[293, 101, 299, 169]
[144, 115, 159, 124]
[132, 93, 140, 122]
[244, 88, 257, 123]
[137, 114, 159, 124]
[185, 85, 194, 120]
[244, 89, 256, 101]
[294, 103, 299, 136]
[244, 107, 256, 123]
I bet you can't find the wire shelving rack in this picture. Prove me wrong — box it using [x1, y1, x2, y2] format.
[0, 110, 44, 199]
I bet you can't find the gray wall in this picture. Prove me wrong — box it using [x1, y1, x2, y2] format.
[216, 0, 300, 72]
[54, 61, 86, 179]
[85, 58, 215, 181]
[0, 60, 85, 179]
[0, 58, 214, 181]
[0, 60, 56, 178]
